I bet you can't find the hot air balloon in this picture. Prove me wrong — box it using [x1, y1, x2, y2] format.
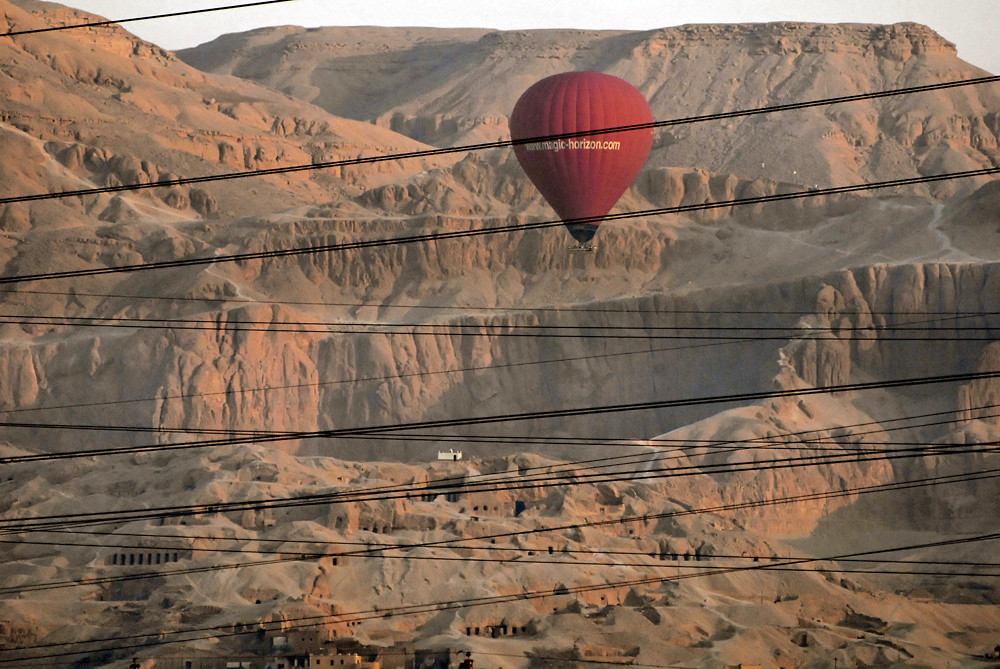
[509, 71, 654, 249]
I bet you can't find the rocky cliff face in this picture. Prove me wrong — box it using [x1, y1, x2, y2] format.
[2, 2, 1000, 666]
[1, 0, 449, 232]
[181, 22, 1000, 199]
[3, 0, 998, 526]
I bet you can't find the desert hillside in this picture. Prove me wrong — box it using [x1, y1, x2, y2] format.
[1, 1, 1000, 667]
[180, 21, 1000, 198]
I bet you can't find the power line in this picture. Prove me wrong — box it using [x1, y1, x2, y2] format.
[7, 287, 1000, 321]
[15, 397, 992, 476]
[3, 435, 997, 534]
[0, 321, 994, 340]
[2, 0, 298, 38]
[0, 339, 724, 417]
[2, 401, 995, 643]
[4, 442, 998, 570]
[10, 388, 992, 589]
[2, 404, 996, 457]
[6, 541, 999, 597]
[1, 166, 998, 286]
[4, 530, 997, 663]
[0, 19, 992, 664]
[0, 306, 981, 421]
[7, 402, 991, 552]
[1, 76, 997, 207]
[7, 396, 990, 544]
[4, 399, 994, 544]
[0, 43, 996, 656]
[2, 368, 997, 466]
[0, 311, 985, 420]
[0, 303, 988, 417]
[11, 532, 1000, 570]
[2, 311, 998, 337]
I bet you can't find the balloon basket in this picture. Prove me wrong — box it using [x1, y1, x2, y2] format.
[568, 243, 596, 253]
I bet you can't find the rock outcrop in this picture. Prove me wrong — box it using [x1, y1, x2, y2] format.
[181, 22, 1000, 200]
[1, 3, 1000, 666]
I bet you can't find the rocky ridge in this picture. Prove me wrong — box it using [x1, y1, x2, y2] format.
[181, 21, 1000, 199]
[1, 0, 450, 231]
[1, 2, 999, 667]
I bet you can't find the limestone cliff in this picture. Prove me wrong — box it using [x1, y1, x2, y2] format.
[1, 3, 1000, 666]
[181, 22, 1000, 199]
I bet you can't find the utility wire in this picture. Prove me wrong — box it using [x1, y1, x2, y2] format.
[7, 396, 995, 598]
[3, 378, 994, 561]
[4, 396, 999, 457]
[0, 305, 988, 417]
[1, 76, 997, 207]
[7, 398, 994, 514]
[3, 438, 997, 534]
[0, 324, 991, 340]
[3, 312, 998, 336]
[0, 22, 995, 665]
[9, 397, 994, 547]
[2, 408, 996, 643]
[10, 533, 1000, 570]
[0, 308, 979, 421]
[0, 339, 736, 417]
[1, 166, 998, 286]
[0, 56, 995, 653]
[2, 0, 298, 38]
[3, 456, 998, 591]
[4, 531, 997, 663]
[5, 545, 999, 597]
[2, 368, 998, 466]
[7, 287, 1000, 320]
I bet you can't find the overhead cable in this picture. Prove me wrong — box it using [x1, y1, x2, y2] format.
[1, 76, 997, 207]
[6, 287, 1000, 320]
[6, 542, 1000, 597]
[2, 0, 298, 38]
[2, 368, 998, 466]
[1, 166, 997, 287]
[10, 532, 1000, 570]
[4, 531, 997, 663]
[3, 440, 998, 533]
[2, 312, 999, 338]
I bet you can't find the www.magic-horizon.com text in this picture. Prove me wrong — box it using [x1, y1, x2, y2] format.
[523, 138, 622, 151]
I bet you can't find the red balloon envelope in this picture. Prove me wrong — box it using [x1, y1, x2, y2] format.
[510, 71, 654, 244]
